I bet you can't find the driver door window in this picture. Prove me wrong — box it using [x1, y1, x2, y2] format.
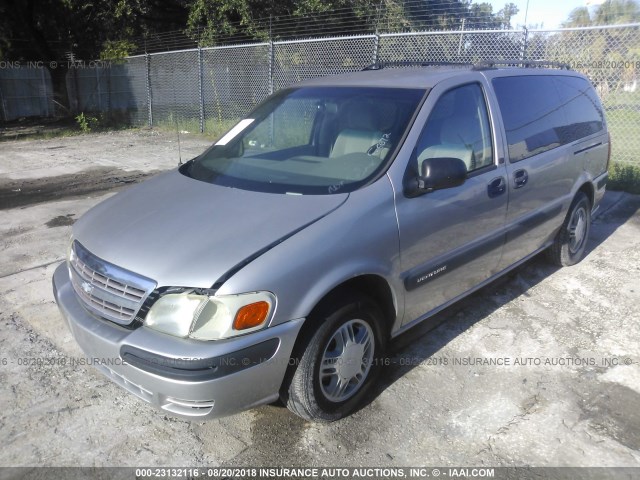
[415, 83, 494, 174]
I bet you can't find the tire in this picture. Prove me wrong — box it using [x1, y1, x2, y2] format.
[283, 293, 386, 422]
[547, 191, 591, 267]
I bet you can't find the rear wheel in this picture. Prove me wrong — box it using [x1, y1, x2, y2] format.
[283, 294, 386, 422]
[548, 191, 591, 266]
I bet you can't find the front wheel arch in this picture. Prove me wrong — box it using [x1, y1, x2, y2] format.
[280, 291, 387, 422]
[280, 274, 396, 393]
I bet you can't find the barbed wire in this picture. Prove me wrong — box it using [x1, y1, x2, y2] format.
[7, 0, 637, 58]
[131, 0, 521, 53]
[130, 0, 639, 54]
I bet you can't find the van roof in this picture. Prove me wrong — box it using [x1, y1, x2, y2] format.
[297, 65, 583, 90]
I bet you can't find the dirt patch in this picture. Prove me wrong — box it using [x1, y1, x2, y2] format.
[45, 214, 76, 228]
[580, 383, 640, 451]
[0, 117, 79, 142]
[0, 167, 159, 210]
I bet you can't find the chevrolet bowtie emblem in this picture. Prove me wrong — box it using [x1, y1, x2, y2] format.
[81, 281, 93, 295]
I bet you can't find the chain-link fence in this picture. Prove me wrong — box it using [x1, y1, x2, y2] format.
[5, 23, 639, 163]
[65, 58, 149, 126]
[0, 66, 55, 121]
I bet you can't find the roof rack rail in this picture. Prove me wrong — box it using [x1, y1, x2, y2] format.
[473, 60, 572, 70]
[362, 61, 472, 71]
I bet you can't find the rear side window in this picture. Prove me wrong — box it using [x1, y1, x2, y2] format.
[493, 75, 605, 163]
[553, 76, 604, 143]
[492, 76, 566, 162]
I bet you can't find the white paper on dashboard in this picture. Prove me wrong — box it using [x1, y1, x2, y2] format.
[215, 119, 255, 146]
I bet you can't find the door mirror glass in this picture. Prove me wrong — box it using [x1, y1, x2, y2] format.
[418, 157, 467, 192]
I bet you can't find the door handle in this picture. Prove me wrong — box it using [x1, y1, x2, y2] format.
[514, 169, 528, 189]
[487, 176, 506, 198]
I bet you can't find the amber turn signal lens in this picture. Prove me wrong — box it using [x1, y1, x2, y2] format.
[233, 301, 270, 330]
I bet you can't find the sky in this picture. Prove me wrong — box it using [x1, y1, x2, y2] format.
[480, 0, 605, 29]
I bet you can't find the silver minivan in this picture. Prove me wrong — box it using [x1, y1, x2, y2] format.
[53, 63, 609, 422]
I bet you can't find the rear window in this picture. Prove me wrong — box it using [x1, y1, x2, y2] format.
[493, 75, 604, 162]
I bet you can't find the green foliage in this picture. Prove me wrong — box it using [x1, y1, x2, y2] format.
[595, 0, 640, 24]
[497, 3, 519, 28]
[186, 0, 520, 46]
[606, 101, 640, 165]
[564, 0, 640, 26]
[0, 0, 189, 62]
[547, 0, 640, 109]
[564, 6, 592, 27]
[154, 115, 238, 142]
[608, 162, 640, 194]
[75, 112, 98, 133]
[0, 0, 529, 59]
[100, 39, 136, 60]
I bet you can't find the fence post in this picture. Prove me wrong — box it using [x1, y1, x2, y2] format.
[268, 40, 274, 95]
[40, 67, 49, 117]
[106, 65, 111, 116]
[72, 67, 81, 114]
[457, 18, 466, 58]
[0, 83, 6, 121]
[145, 53, 153, 127]
[198, 47, 205, 133]
[372, 33, 380, 65]
[96, 68, 102, 112]
[521, 27, 529, 61]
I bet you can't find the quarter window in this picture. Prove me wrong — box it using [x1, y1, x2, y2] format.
[415, 83, 494, 174]
[553, 76, 604, 143]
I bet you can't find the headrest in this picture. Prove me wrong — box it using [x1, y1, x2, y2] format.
[345, 102, 378, 130]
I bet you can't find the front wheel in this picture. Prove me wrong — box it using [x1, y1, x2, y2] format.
[547, 191, 591, 266]
[283, 294, 386, 422]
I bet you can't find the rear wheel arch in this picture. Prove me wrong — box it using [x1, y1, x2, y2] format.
[577, 181, 595, 209]
[547, 190, 592, 267]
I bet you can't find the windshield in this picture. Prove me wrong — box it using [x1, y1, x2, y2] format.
[184, 86, 425, 194]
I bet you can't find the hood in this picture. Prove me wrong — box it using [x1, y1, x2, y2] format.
[73, 169, 348, 288]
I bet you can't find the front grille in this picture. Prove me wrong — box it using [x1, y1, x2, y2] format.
[68, 241, 156, 325]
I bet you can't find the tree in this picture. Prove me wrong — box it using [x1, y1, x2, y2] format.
[0, 0, 532, 58]
[497, 2, 519, 29]
[186, 0, 518, 46]
[0, 0, 191, 116]
[186, 0, 388, 44]
[563, 0, 640, 26]
[551, 0, 640, 96]
[0, 0, 190, 61]
[563, 6, 592, 27]
[594, 0, 640, 24]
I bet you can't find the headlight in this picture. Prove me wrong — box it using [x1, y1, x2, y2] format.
[144, 291, 276, 341]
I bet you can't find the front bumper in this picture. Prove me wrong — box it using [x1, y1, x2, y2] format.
[52, 263, 304, 419]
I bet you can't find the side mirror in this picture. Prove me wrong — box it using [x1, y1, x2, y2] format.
[407, 157, 467, 196]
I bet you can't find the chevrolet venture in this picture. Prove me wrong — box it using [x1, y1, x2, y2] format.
[53, 62, 609, 421]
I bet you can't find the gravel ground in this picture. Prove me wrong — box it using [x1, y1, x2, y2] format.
[0, 131, 639, 471]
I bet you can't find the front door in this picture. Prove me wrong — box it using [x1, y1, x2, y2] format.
[394, 81, 508, 326]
